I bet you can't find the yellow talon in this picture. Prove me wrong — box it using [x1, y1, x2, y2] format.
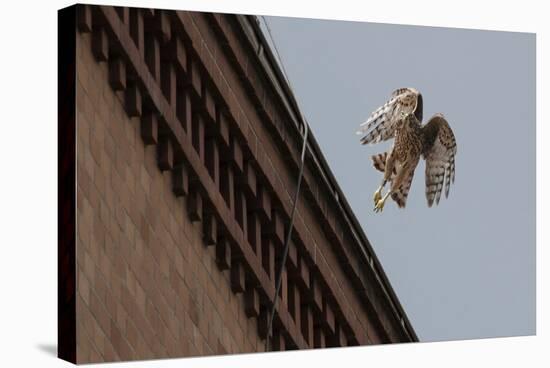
[373, 192, 390, 213]
[373, 187, 382, 205]
[374, 199, 385, 213]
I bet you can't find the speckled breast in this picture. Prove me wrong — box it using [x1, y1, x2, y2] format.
[394, 123, 423, 163]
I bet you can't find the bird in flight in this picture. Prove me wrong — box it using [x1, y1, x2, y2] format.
[356, 88, 457, 213]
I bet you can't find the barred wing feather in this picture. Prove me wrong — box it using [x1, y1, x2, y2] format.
[422, 114, 457, 207]
[357, 87, 422, 145]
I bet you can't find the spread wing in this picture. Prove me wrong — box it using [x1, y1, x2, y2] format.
[422, 114, 457, 207]
[357, 87, 423, 145]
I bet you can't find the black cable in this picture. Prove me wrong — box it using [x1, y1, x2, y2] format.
[265, 122, 309, 352]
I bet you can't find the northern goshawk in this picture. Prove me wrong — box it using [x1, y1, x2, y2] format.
[357, 88, 457, 212]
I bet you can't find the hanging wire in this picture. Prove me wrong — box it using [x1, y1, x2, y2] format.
[258, 15, 311, 352]
[260, 16, 293, 87]
[265, 121, 308, 352]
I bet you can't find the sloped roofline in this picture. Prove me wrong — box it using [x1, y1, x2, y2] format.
[238, 14, 418, 342]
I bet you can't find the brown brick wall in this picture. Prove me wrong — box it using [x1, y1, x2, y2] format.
[183, 12, 386, 344]
[70, 5, 416, 363]
[185, 12, 382, 343]
[76, 30, 263, 364]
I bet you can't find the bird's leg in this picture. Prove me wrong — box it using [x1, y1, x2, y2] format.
[374, 157, 419, 213]
[374, 191, 391, 213]
[373, 179, 386, 205]
[373, 151, 396, 205]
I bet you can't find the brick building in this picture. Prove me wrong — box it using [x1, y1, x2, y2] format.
[58, 4, 417, 364]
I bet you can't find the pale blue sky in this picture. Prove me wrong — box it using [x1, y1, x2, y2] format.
[261, 16, 536, 342]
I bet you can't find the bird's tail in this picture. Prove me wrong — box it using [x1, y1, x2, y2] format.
[371, 152, 397, 177]
[391, 170, 415, 208]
